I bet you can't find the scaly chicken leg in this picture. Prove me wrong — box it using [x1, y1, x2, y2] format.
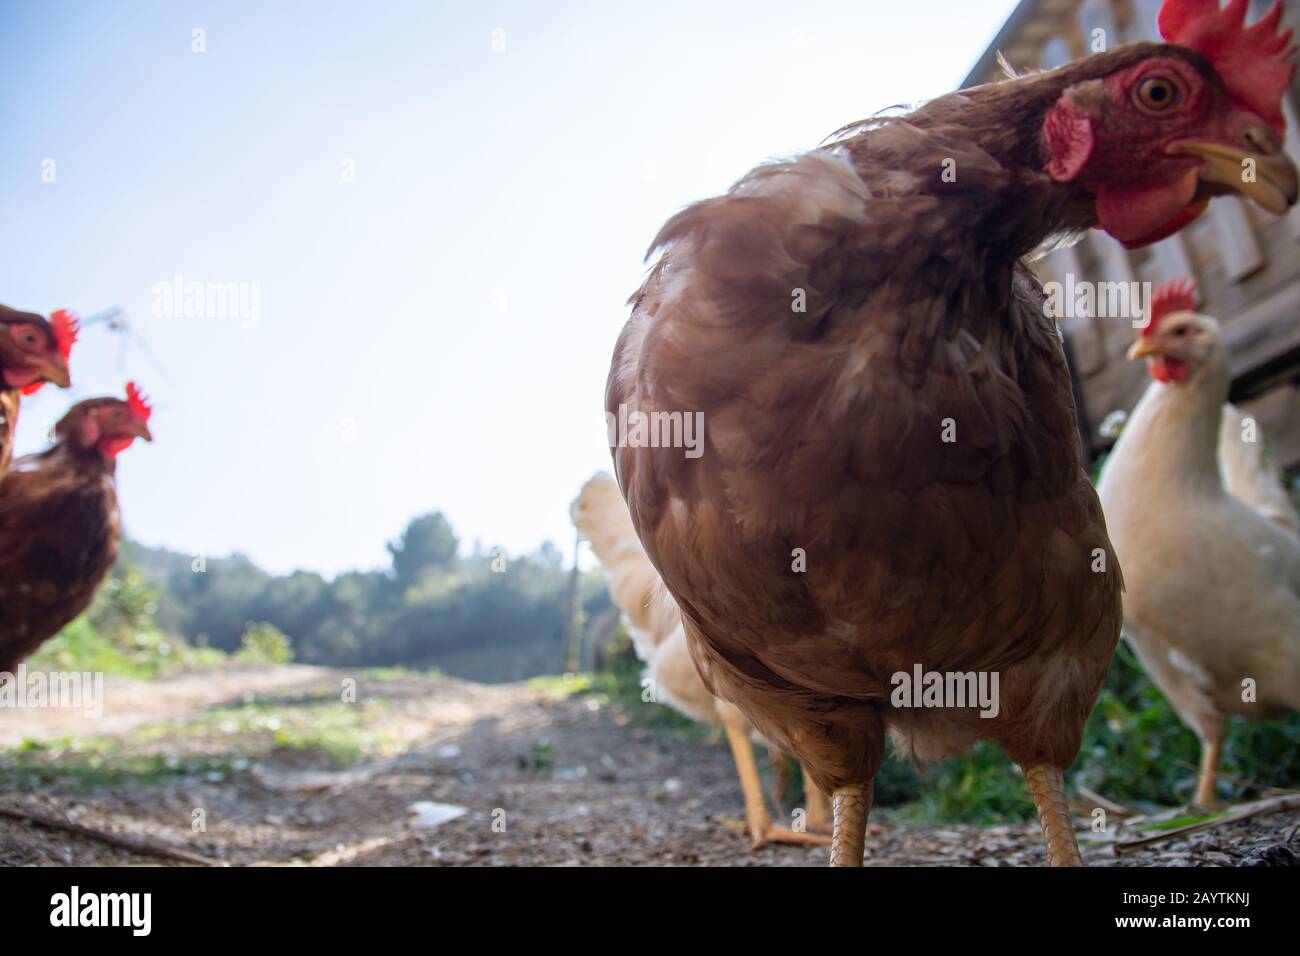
[829, 781, 872, 867]
[724, 721, 829, 850]
[1023, 765, 1083, 866]
[1194, 736, 1221, 807]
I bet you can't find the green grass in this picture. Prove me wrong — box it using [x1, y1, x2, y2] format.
[0, 691, 409, 791]
[0, 735, 237, 791]
[361, 665, 441, 681]
[158, 696, 397, 766]
[527, 673, 593, 697]
[1144, 812, 1220, 831]
[581, 658, 708, 738]
[25, 618, 225, 681]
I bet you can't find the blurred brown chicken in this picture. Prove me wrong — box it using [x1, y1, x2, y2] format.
[608, 0, 1297, 865]
[0, 306, 77, 475]
[0, 384, 153, 674]
[572, 473, 829, 847]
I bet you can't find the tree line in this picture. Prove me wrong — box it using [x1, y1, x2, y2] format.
[120, 513, 612, 683]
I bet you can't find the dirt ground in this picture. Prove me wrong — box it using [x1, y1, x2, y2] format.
[1, 664, 1297, 867]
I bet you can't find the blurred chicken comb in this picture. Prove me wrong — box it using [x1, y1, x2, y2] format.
[1158, 0, 1296, 134]
[1145, 276, 1199, 336]
[50, 309, 79, 361]
[125, 381, 152, 423]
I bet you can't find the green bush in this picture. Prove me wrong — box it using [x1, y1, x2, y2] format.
[234, 622, 295, 665]
[27, 618, 224, 679]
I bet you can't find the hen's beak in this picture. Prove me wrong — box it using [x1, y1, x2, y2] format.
[133, 421, 153, 442]
[1127, 336, 1159, 361]
[38, 355, 71, 388]
[1168, 133, 1299, 215]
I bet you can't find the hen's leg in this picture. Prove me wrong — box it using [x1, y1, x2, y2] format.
[1193, 735, 1222, 806]
[802, 768, 832, 834]
[768, 748, 791, 809]
[829, 781, 873, 867]
[1023, 764, 1083, 866]
[724, 722, 829, 849]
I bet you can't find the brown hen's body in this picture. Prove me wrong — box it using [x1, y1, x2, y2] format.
[0, 440, 123, 674]
[607, 52, 1162, 799]
[0, 390, 19, 476]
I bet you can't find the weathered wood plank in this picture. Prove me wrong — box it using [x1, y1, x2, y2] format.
[1225, 281, 1300, 380]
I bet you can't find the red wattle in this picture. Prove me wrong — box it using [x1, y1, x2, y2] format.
[1095, 170, 1202, 248]
[1149, 356, 1188, 383]
[98, 436, 135, 459]
[3, 367, 40, 391]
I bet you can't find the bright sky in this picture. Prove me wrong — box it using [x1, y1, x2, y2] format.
[0, 0, 1020, 577]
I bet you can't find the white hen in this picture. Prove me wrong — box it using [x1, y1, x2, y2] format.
[1097, 278, 1300, 805]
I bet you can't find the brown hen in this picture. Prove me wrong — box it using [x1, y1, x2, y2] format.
[0, 385, 153, 674]
[608, 0, 1297, 865]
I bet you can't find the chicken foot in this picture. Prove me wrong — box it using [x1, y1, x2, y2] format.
[724, 722, 830, 850]
[829, 781, 873, 867]
[1023, 764, 1083, 866]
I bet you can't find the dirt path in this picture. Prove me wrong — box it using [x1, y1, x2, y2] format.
[0, 665, 337, 748]
[1, 665, 1296, 866]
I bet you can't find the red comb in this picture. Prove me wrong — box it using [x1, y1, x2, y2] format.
[1159, 0, 1296, 133]
[1144, 276, 1199, 336]
[50, 309, 78, 360]
[125, 381, 152, 423]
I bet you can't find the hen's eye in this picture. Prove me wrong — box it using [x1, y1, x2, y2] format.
[1173, 327, 1188, 337]
[1135, 76, 1180, 113]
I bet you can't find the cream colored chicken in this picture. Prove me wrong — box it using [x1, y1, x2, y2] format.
[571, 473, 829, 848]
[1097, 278, 1300, 806]
[1218, 404, 1299, 537]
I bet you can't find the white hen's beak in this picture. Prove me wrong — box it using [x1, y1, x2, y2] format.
[1127, 336, 1161, 361]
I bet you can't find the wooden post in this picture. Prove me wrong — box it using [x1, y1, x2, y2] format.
[563, 527, 583, 673]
